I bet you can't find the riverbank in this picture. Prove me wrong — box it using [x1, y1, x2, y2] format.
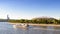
[9, 23, 60, 27]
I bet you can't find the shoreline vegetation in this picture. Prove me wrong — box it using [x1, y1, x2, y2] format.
[8, 17, 60, 24]
[8, 17, 60, 26]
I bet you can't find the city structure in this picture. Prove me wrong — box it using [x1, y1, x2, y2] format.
[0, 15, 10, 22]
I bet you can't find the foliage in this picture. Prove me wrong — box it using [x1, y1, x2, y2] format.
[8, 17, 60, 24]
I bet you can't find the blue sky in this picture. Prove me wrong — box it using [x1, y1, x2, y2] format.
[0, 0, 60, 19]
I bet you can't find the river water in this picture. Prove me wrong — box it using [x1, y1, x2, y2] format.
[0, 22, 60, 34]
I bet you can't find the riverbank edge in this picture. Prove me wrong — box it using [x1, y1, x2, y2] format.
[9, 23, 60, 27]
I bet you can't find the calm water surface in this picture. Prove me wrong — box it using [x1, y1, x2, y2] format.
[0, 22, 60, 34]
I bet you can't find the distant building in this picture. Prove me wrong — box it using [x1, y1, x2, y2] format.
[7, 15, 10, 20]
[0, 15, 10, 22]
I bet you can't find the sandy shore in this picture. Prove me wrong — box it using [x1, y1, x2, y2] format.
[9, 23, 60, 27]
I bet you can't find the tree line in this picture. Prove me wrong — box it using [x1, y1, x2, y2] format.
[8, 17, 60, 24]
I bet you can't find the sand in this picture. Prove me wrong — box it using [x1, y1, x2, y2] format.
[9, 23, 60, 27]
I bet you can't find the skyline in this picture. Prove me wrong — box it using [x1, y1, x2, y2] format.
[0, 0, 60, 19]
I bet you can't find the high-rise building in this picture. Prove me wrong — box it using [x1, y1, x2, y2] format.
[7, 15, 9, 20]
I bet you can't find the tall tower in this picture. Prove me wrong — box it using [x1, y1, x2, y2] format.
[7, 15, 9, 20]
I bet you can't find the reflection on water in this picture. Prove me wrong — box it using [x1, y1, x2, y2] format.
[0, 22, 60, 34]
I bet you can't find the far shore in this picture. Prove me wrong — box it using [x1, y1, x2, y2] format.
[9, 23, 60, 27]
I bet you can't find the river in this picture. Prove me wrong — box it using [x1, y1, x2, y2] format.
[0, 22, 60, 34]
